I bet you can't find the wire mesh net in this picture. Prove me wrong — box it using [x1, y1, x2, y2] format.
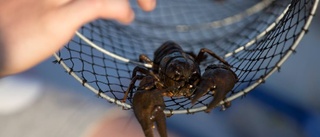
[54, 0, 318, 115]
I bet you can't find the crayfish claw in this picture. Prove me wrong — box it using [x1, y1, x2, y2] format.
[133, 89, 168, 137]
[192, 64, 238, 113]
[190, 87, 209, 105]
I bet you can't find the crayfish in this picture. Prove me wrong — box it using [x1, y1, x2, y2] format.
[123, 41, 238, 137]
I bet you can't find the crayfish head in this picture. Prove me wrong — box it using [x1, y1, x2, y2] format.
[158, 57, 201, 97]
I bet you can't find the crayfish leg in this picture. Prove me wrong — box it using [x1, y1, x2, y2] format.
[220, 101, 231, 111]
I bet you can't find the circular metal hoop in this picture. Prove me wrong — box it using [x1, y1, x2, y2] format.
[55, 0, 318, 115]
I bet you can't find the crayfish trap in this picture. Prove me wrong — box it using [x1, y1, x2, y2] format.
[54, 0, 318, 115]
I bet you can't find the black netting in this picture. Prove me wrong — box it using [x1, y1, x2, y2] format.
[54, 0, 318, 114]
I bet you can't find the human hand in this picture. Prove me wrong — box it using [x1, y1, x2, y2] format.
[0, 0, 156, 77]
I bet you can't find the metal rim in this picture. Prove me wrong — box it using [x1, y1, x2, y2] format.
[54, 0, 318, 115]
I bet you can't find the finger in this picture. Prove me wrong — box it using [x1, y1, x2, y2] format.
[29, 0, 134, 72]
[54, 0, 134, 31]
[137, 0, 156, 11]
[98, 0, 135, 24]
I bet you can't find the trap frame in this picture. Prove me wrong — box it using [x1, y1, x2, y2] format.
[54, 0, 318, 115]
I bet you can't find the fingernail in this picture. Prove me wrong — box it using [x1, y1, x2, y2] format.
[128, 10, 135, 23]
[149, 0, 156, 9]
[123, 10, 135, 25]
[142, 0, 156, 12]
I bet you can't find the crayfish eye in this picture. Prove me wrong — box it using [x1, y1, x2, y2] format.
[192, 70, 198, 77]
[189, 70, 200, 82]
[174, 70, 181, 80]
[210, 85, 217, 91]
